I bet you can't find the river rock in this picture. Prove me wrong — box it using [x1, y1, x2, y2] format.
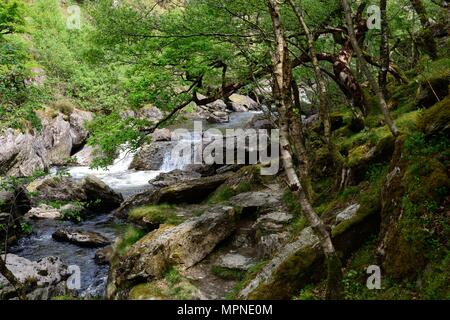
[129, 142, 172, 170]
[25, 204, 61, 220]
[112, 206, 236, 284]
[335, 203, 361, 224]
[149, 170, 202, 188]
[207, 111, 229, 124]
[81, 175, 123, 211]
[52, 228, 111, 248]
[94, 246, 114, 265]
[0, 254, 69, 300]
[228, 94, 259, 111]
[27, 175, 123, 211]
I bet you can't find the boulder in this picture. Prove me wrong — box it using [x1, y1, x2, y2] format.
[335, 203, 361, 224]
[207, 111, 229, 124]
[81, 175, 123, 211]
[149, 170, 202, 188]
[112, 206, 236, 285]
[27, 175, 123, 211]
[94, 246, 114, 265]
[152, 128, 172, 142]
[229, 102, 248, 112]
[69, 109, 94, 147]
[40, 114, 73, 165]
[72, 145, 96, 166]
[0, 254, 69, 300]
[229, 189, 282, 216]
[52, 228, 111, 248]
[128, 142, 172, 171]
[228, 94, 259, 110]
[0, 129, 48, 177]
[216, 253, 255, 271]
[24, 204, 61, 220]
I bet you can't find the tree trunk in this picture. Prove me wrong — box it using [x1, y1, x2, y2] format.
[410, 0, 438, 59]
[341, 0, 399, 137]
[379, 0, 390, 95]
[268, 0, 342, 299]
[291, 79, 315, 201]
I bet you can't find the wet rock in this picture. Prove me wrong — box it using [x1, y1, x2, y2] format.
[24, 204, 61, 220]
[216, 253, 254, 271]
[52, 228, 111, 248]
[0, 254, 69, 300]
[129, 142, 172, 171]
[112, 206, 236, 285]
[229, 102, 248, 112]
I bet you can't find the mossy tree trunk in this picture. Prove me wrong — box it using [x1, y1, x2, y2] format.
[268, 0, 342, 300]
[410, 0, 438, 59]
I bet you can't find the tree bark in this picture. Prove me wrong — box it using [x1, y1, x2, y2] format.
[0, 255, 27, 300]
[379, 0, 390, 95]
[268, 0, 342, 299]
[341, 0, 399, 137]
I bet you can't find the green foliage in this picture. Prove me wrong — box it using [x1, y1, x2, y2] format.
[20, 221, 32, 235]
[211, 266, 246, 281]
[0, 0, 24, 36]
[129, 204, 182, 226]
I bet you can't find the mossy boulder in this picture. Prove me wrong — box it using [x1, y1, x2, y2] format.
[418, 96, 450, 137]
[378, 134, 450, 279]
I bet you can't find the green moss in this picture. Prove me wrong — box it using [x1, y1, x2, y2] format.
[211, 266, 246, 281]
[225, 261, 268, 300]
[129, 282, 168, 300]
[116, 226, 147, 256]
[129, 204, 182, 226]
[418, 96, 450, 136]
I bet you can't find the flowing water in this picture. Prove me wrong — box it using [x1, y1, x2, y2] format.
[9, 111, 261, 298]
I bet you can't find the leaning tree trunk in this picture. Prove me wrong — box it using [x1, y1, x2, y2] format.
[341, 0, 399, 137]
[268, 0, 342, 299]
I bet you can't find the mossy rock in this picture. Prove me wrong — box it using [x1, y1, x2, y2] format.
[128, 204, 183, 229]
[418, 96, 450, 137]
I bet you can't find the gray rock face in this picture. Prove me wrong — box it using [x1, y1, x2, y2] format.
[129, 142, 172, 170]
[69, 109, 94, 147]
[207, 111, 230, 124]
[82, 175, 123, 211]
[112, 206, 236, 284]
[0, 129, 48, 176]
[72, 145, 96, 166]
[0, 108, 94, 176]
[229, 190, 282, 213]
[0, 254, 69, 300]
[41, 114, 73, 166]
[52, 228, 111, 248]
[216, 253, 254, 271]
